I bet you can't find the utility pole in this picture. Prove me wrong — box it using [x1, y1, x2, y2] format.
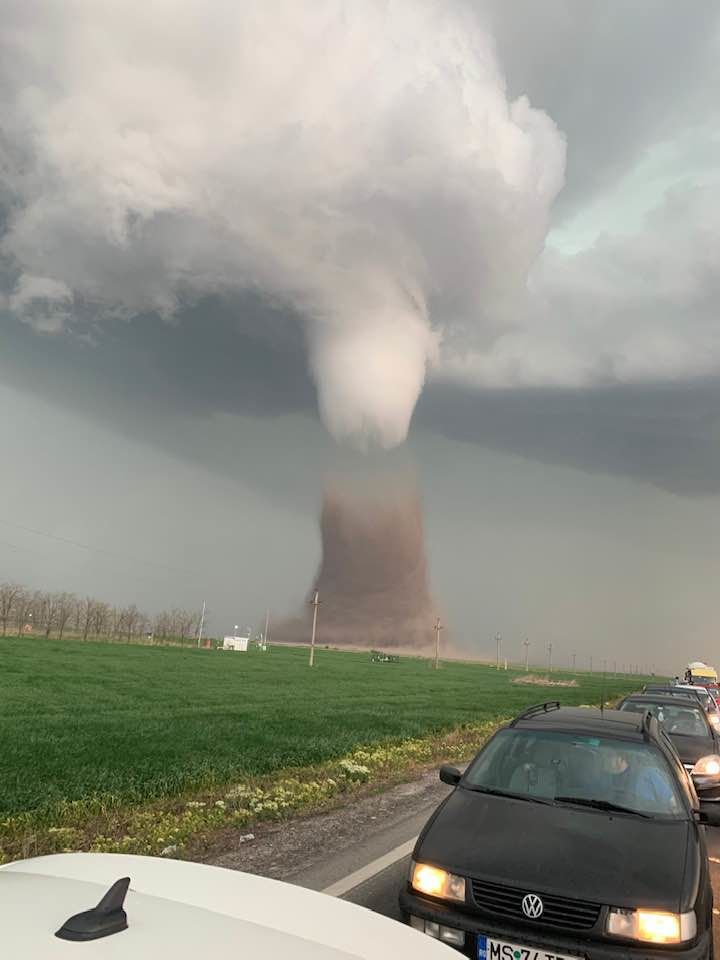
[197, 600, 206, 649]
[496, 633, 501, 670]
[590, 655, 593, 673]
[264, 609, 270, 646]
[613, 660, 616, 676]
[547, 641, 553, 673]
[434, 617, 443, 670]
[309, 590, 321, 667]
[572, 651, 576, 672]
[523, 638, 530, 672]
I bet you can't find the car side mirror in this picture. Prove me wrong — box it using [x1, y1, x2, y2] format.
[692, 771, 720, 798]
[439, 764, 462, 786]
[697, 802, 720, 827]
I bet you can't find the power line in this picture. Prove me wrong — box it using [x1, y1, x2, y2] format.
[0, 530, 203, 597]
[0, 517, 205, 579]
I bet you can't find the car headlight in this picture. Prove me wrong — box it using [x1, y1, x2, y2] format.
[692, 755, 720, 776]
[607, 908, 696, 944]
[410, 861, 466, 903]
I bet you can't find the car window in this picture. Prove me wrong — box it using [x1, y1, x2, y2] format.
[464, 728, 686, 819]
[692, 692, 715, 712]
[620, 700, 711, 737]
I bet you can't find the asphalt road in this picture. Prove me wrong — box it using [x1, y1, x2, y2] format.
[342, 852, 410, 920]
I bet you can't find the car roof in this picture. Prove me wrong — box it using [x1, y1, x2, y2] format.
[645, 686, 707, 697]
[622, 694, 705, 707]
[0, 853, 452, 959]
[512, 706, 650, 740]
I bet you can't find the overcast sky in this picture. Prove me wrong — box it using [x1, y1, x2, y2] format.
[1, 0, 720, 672]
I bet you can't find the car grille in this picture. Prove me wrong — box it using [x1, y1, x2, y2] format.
[470, 878, 602, 931]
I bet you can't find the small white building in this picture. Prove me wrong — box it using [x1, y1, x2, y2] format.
[222, 635, 249, 652]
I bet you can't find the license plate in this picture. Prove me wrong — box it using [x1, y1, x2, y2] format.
[477, 934, 580, 960]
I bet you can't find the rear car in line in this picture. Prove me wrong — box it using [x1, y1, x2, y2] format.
[618, 694, 720, 799]
[644, 685, 720, 730]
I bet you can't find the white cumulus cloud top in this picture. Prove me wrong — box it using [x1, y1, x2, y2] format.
[0, 0, 566, 447]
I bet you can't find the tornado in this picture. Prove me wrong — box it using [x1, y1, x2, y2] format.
[275, 482, 440, 652]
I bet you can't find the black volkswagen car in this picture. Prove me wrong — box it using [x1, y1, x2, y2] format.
[618, 694, 720, 798]
[400, 703, 720, 959]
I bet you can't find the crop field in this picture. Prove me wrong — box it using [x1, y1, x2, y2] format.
[0, 636, 649, 818]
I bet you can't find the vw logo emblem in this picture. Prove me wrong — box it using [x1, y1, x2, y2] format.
[521, 894, 544, 919]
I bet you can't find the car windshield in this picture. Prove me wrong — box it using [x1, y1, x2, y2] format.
[620, 700, 711, 737]
[683, 690, 715, 711]
[463, 729, 685, 819]
[651, 687, 713, 709]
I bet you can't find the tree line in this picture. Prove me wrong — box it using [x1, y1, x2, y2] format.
[0, 581, 203, 645]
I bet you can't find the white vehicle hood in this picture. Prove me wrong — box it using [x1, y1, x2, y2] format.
[0, 853, 453, 959]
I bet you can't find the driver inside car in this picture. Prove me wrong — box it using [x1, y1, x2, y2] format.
[601, 749, 679, 812]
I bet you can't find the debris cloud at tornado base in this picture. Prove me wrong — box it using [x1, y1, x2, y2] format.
[274, 480, 440, 653]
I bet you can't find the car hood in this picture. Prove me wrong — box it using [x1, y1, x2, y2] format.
[418, 789, 693, 912]
[668, 733, 717, 765]
[0, 853, 452, 959]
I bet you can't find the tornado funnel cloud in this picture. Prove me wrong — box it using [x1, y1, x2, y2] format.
[275, 482, 440, 651]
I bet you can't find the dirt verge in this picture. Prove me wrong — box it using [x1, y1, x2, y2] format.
[512, 674, 579, 687]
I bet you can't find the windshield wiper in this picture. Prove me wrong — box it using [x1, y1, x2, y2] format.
[463, 785, 555, 806]
[554, 796, 651, 818]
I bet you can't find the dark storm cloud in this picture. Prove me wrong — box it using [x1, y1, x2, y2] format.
[0, 294, 315, 423]
[5, 301, 720, 500]
[482, 0, 720, 216]
[417, 379, 720, 498]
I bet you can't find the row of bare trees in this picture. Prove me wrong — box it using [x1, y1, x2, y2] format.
[0, 581, 203, 645]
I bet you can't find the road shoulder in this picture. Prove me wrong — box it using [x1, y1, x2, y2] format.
[201, 767, 452, 892]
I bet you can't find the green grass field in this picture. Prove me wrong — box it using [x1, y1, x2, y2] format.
[0, 636, 650, 817]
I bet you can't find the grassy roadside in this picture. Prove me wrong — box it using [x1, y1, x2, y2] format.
[0, 637, 651, 865]
[0, 637, 649, 816]
[0, 718, 504, 865]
